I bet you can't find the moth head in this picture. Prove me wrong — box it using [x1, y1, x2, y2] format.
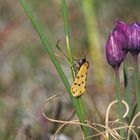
[78, 58, 86, 66]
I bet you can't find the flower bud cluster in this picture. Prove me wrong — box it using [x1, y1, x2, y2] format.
[106, 21, 140, 69]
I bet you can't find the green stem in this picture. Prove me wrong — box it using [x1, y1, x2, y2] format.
[82, 0, 105, 87]
[114, 69, 125, 138]
[19, 0, 73, 100]
[123, 59, 131, 121]
[77, 97, 90, 138]
[61, 0, 91, 138]
[133, 55, 140, 113]
[61, 0, 75, 79]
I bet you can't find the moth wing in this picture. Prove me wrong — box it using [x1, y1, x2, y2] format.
[71, 62, 88, 97]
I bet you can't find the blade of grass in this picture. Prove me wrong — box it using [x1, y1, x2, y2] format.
[61, 0, 91, 138]
[19, 0, 73, 100]
[61, 0, 75, 79]
[19, 0, 91, 139]
[82, 0, 105, 88]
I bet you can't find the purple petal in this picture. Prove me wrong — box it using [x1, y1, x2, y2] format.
[106, 22, 127, 69]
[126, 23, 140, 55]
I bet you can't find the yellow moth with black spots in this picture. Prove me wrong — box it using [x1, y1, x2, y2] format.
[71, 58, 89, 97]
[56, 41, 89, 97]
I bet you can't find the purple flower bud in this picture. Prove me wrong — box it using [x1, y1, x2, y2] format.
[106, 23, 127, 69]
[116, 20, 128, 33]
[125, 23, 140, 55]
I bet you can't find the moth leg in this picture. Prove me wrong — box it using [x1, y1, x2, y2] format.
[71, 64, 79, 74]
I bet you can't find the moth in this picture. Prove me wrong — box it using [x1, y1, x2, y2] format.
[71, 58, 89, 97]
[56, 40, 89, 97]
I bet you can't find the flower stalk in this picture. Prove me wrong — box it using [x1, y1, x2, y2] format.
[133, 55, 140, 113]
[114, 68, 125, 138]
[123, 59, 131, 120]
[114, 69, 124, 122]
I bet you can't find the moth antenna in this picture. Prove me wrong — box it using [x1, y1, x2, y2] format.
[55, 53, 77, 74]
[56, 40, 69, 61]
[56, 40, 76, 68]
[55, 53, 73, 67]
[56, 40, 82, 72]
[72, 57, 80, 62]
[82, 50, 86, 59]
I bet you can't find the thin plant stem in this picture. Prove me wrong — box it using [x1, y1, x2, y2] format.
[61, 0, 91, 139]
[114, 69, 125, 138]
[61, 0, 75, 79]
[82, 0, 105, 87]
[123, 59, 131, 121]
[77, 97, 91, 138]
[133, 55, 140, 113]
[19, 0, 73, 100]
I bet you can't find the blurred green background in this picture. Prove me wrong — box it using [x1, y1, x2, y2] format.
[0, 0, 140, 139]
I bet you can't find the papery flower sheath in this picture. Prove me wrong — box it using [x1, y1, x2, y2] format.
[106, 21, 127, 69]
[125, 23, 140, 55]
[116, 20, 128, 33]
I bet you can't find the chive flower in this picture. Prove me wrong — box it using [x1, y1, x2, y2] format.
[105, 21, 127, 69]
[124, 23, 140, 55]
[116, 20, 128, 33]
